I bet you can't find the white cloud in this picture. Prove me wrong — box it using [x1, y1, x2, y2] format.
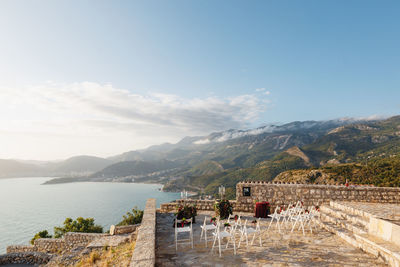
[0, 82, 270, 159]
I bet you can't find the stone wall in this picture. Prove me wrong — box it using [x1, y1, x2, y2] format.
[160, 182, 400, 214]
[34, 238, 66, 253]
[114, 224, 140, 235]
[0, 252, 53, 265]
[6, 245, 36, 253]
[64, 232, 108, 250]
[130, 198, 156, 267]
[236, 181, 400, 211]
[6, 232, 108, 255]
[160, 199, 217, 212]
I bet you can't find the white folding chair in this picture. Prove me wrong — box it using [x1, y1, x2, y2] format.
[267, 206, 282, 233]
[175, 217, 193, 251]
[211, 221, 237, 257]
[238, 219, 262, 248]
[228, 215, 243, 232]
[290, 207, 312, 235]
[200, 216, 217, 247]
[305, 206, 319, 232]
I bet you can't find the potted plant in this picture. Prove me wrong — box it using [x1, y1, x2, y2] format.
[175, 204, 197, 223]
[210, 217, 217, 225]
[214, 199, 233, 220]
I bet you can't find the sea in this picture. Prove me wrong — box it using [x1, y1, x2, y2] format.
[0, 177, 180, 254]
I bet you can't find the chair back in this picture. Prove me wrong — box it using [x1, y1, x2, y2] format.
[202, 216, 208, 227]
[175, 217, 193, 232]
[235, 215, 242, 228]
[226, 214, 233, 223]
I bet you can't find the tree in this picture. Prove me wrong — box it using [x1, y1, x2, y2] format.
[54, 217, 103, 238]
[31, 230, 52, 244]
[117, 207, 143, 226]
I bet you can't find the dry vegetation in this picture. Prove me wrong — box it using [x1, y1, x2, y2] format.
[74, 241, 135, 267]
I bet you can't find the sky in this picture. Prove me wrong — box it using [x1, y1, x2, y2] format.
[0, 0, 399, 160]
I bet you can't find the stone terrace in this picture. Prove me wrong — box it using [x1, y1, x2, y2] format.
[335, 202, 400, 223]
[155, 212, 386, 267]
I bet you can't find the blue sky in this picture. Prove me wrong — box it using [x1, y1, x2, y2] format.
[0, 0, 399, 159]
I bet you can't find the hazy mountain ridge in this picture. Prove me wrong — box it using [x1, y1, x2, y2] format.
[3, 116, 398, 193]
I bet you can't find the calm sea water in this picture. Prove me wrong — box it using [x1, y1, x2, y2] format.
[0, 177, 180, 254]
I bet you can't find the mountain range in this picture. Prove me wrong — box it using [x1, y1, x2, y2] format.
[2, 116, 400, 198]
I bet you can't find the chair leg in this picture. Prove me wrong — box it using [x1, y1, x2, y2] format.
[191, 231, 194, 248]
[251, 233, 256, 245]
[218, 237, 222, 257]
[211, 235, 217, 253]
[204, 230, 208, 248]
[200, 228, 204, 241]
[291, 219, 298, 233]
[233, 235, 236, 255]
[277, 219, 281, 233]
[268, 218, 273, 230]
[175, 233, 178, 251]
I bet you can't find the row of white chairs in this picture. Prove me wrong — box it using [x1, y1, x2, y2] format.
[174, 202, 320, 257]
[175, 214, 262, 257]
[267, 201, 320, 235]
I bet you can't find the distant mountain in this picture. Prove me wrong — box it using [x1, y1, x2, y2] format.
[91, 159, 180, 178]
[163, 116, 400, 197]
[0, 159, 44, 178]
[50, 156, 112, 175]
[0, 156, 113, 178]
[6, 115, 400, 194]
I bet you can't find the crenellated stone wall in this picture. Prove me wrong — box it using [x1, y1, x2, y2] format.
[160, 182, 400, 214]
[236, 182, 400, 211]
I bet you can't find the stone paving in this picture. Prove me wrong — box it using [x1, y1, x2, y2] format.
[156, 212, 387, 267]
[335, 202, 400, 223]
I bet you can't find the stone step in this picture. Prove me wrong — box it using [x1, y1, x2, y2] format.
[330, 201, 374, 221]
[354, 234, 400, 267]
[317, 219, 400, 267]
[316, 219, 359, 248]
[320, 205, 369, 229]
[320, 213, 367, 236]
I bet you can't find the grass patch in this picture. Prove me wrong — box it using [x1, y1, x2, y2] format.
[75, 241, 136, 267]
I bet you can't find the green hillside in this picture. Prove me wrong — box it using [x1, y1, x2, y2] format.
[164, 116, 400, 199]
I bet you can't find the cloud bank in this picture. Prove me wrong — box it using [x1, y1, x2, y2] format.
[0, 82, 269, 159]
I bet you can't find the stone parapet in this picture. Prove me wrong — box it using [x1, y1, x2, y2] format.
[114, 224, 140, 235]
[63, 232, 108, 250]
[0, 252, 53, 265]
[236, 182, 400, 211]
[6, 232, 108, 255]
[34, 238, 66, 253]
[160, 199, 216, 212]
[6, 245, 36, 253]
[130, 198, 156, 267]
[161, 183, 400, 215]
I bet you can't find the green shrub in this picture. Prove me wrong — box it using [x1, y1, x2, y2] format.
[117, 207, 144, 226]
[54, 217, 103, 238]
[214, 199, 233, 219]
[30, 230, 52, 244]
[175, 204, 197, 220]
